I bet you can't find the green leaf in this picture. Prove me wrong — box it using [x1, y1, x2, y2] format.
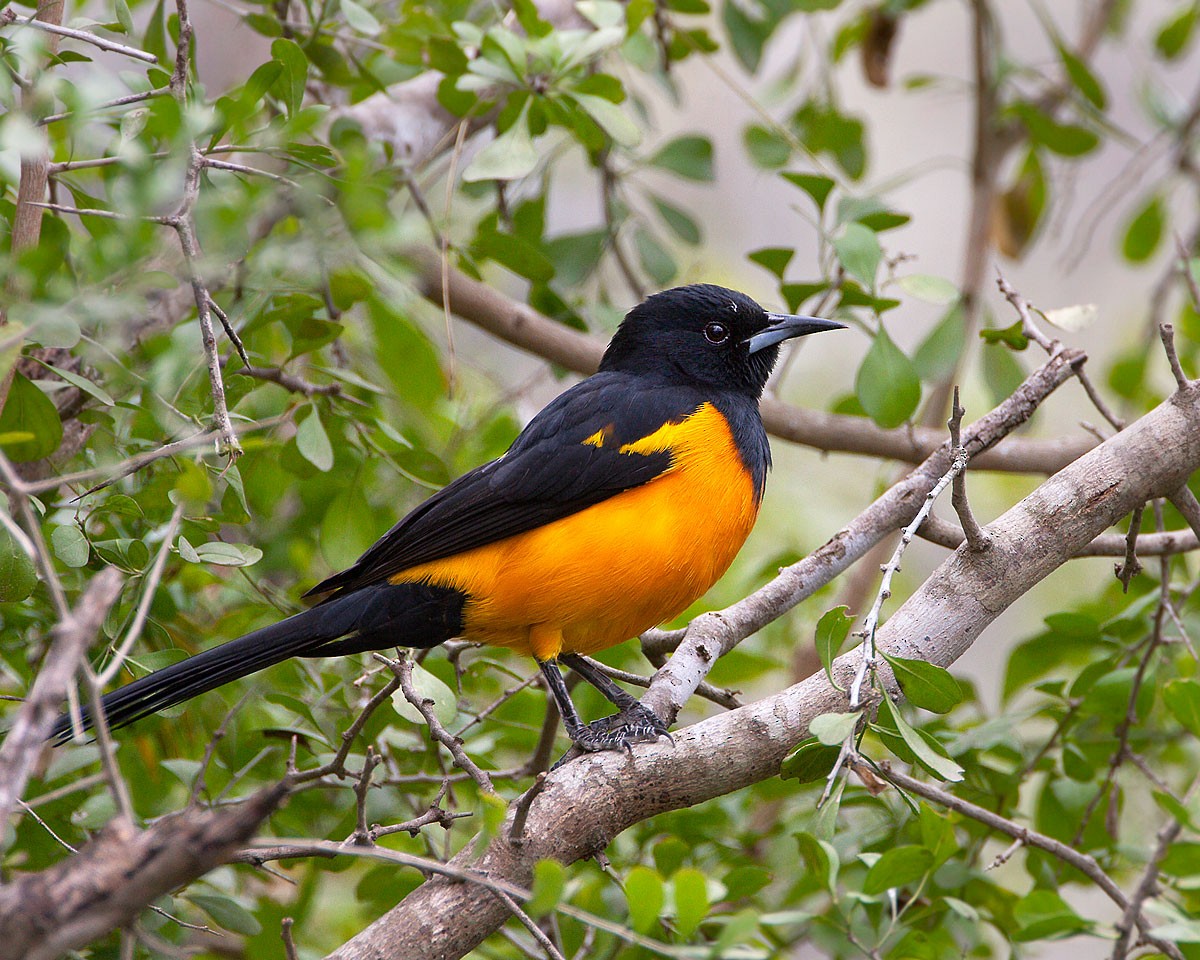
[809, 711, 860, 746]
[877, 697, 963, 781]
[744, 124, 790, 168]
[913, 303, 966, 382]
[51, 525, 90, 568]
[625, 865, 665, 933]
[1012, 103, 1099, 156]
[896, 274, 958, 305]
[0, 373, 62, 462]
[1012, 889, 1090, 941]
[855, 328, 921, 429]
[815, 606, 853, 687]
[861, 845, 934, 895]
[634, 227, 677, 285]
[794, 832, 839, 891]
[884, 654, 963, 714]
[780, 738, 842, 783]
[651, 195, 701, 245]
[979, 320, 1029, 351]
[0, 524, 38, 602]
[270, 38, 308, 116]
[114, 0, 135, 34]
[1157, 5, 1198, 59]
[672, 867, 709, 938]
[833, 223, 882, 288]
[571, 92, 640, 148]
[390, 661, 458, 727]
[339, 0, 382, 34]
[648, 135, 714, 181]
[36, 361, 115, 406]
[193, 541, 263, 567]
[188, 894, 263, 936]
[782, 172, 835, 212]
[526, 859, 565, 918]
[1164, 679, 1200, 737]
[748, 247, 794, 279]
[1122, 194, 1165, 263]
[1056, 41, 1106, 109]
[296, 406, 334, 472]
[464, 105, 538, 182]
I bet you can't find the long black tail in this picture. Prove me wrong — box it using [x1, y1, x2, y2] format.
[50, 580, 466, 743]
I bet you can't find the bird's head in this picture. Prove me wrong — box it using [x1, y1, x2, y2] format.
[599, 284, 846, 397]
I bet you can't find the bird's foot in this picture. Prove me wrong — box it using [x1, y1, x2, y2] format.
[566, 702, 673, 755]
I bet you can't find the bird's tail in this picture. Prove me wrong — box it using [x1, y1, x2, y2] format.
[50, 580, 466, 743]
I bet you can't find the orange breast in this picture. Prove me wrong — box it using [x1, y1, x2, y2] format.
[391, 402, 761, 660]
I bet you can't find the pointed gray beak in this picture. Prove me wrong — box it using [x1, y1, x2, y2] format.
[745, 312, 848, 354]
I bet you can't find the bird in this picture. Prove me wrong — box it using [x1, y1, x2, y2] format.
[51, 284, 845, 753]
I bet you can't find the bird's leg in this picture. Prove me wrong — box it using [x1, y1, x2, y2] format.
[537, 654, 672, 757]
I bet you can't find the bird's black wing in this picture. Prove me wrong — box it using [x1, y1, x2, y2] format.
[306, 373, 703, 598]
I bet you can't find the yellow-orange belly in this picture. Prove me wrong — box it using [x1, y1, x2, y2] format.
[390, 403, 761, 660]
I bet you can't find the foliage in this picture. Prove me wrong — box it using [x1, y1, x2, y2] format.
[1, 0, 1200, 957]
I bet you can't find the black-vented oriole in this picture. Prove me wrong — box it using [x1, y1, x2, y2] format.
[52, 284, 844, 753]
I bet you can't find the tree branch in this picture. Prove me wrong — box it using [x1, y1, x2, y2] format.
[0, 785, 286, 960]
[408, 250, 1096, 474]
[0, 567, 124, 826]
[326, 379, 1200, 960]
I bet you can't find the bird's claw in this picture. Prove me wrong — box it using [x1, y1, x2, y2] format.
[570, 702, 673, 753]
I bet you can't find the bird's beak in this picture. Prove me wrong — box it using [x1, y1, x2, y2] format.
[745, 313, 848, 354]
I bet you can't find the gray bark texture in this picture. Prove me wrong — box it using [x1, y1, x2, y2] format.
[328, 381, 1200, 960]
[0, 785, 285, 960]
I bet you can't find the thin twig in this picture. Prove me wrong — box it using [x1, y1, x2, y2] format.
[490, 887, 567, 960]
[1159, 322, 1191, 390]
[509, 772, 548, 843]
[288, 672, 401, 785]
[848, 444, 970, 709]
[380, 653, 496, 795]
[0, 9, 159, 62]
[236, 365, 344, 397]
[872, 761, 1184, 960]
[96, 502, 185, 687]
[282, 918, 299, 960]
[0, 568, 124, 825]
[948, 388, 989, 551]
[1116, 505, 1145, 591]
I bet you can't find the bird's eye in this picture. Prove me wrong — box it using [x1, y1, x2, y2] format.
[703, 321, 730, 344]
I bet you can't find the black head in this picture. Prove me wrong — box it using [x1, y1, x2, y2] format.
[599, 284, 845, 398]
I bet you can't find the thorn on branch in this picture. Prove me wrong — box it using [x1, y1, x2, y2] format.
[509, 772, 548, 843]
[1159, 323, 1192, 390]
[948, 388, 990, 552]
[1115, 505, 1145, 592]
[281, 918, 299, 960]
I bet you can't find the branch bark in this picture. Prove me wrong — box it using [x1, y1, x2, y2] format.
[0, 567, 123, 826]
[0, 785, 286, 960]
[325, 389, 1200, 960]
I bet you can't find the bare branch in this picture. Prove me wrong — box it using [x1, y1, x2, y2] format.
[918, 511, 1199, 557]
[1160, 322, 1192, 390]
[0, 785, 285, 960]
[873, 762, 1183, 960]
[0, 10, 158, 62]
[949, 388, 990, 552]
[325, 381, 1200, 960]
[0, 568, 123, 825]
[380, 653, 496, 796]
[1116, 505, 1144, 591]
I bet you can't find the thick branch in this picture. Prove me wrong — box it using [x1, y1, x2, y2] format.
[328, 383, 1200, 960]
[410, 251, 1095, 474]
[0, 785, 285, 960]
